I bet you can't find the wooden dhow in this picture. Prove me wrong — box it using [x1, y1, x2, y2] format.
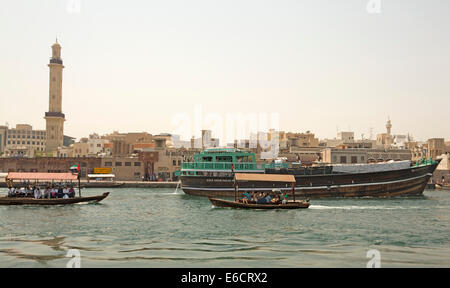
[180, 148, 440, 198]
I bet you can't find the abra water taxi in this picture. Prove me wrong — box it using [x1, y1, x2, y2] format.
[180, 148, 440, 198]
[209, 173, 310, 209]
[0, 172, 109, 206]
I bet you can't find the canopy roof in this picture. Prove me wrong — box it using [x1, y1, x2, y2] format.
[87, 174, 115, 178]
[7, 172, 78, 181]
[234, 173, 295, 183]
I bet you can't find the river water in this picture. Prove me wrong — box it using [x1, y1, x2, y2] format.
[0, 188, 449, 267]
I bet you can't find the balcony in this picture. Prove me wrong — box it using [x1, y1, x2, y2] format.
[45, 112, 65, 118]
[49, 58, 63, 65]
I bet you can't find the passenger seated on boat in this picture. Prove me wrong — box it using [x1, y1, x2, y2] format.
[241, 191, 251, 204]
[69, 186, 75, 198]
[24, 186, 32, 197]
[57, 187, 64, 198]
[265, 194, 272, 203]
[7, 188, 13, 197]
[34, 187, 42, 199]
[12, 188, 19, 197]
[43, 187, 50, 199]
[282, 193, 288, 204]
[271, 195, 281, 204]
[63, 186, 69, 198]
[256, 193, 266, 204]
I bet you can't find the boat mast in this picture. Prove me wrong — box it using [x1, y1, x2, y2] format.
[291, 182, 295, 202]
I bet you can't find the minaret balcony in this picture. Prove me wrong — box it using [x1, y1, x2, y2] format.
[49, 58, 63, 65]
[45, 112, 65, 119]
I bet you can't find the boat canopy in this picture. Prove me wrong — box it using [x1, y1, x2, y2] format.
[0, 173, 8, 178]
[235, 173, 295, 183]
[7, 172, 78, 181]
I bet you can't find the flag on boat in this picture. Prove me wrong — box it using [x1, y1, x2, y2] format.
[70, 164, 79, 172]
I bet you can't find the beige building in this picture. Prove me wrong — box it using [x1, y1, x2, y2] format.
[286, 131, 319, 148]
[0, 126, 7, 155]
[376, 119, 394, 148]
[4, 124, 46, 157]
[337, 131, 355, 143]
[144, 135, 184, 180]
[72, 139, 90, 158]
[427, 138, 445, 159]
[322, 148, 368, 164]
[101, 156, 145, 181]
[322, 147, 411, 164]
[45, 40, 65, 153]
[103, 131, 153, 156]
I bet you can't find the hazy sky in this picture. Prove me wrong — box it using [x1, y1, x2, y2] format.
[0, 0, 449, 143]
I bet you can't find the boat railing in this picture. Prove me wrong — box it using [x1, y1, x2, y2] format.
[413, 157, 437, 167]
[181, 162, 289, 171]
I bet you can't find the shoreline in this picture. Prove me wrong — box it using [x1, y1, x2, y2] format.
[0, 180, 179, 189]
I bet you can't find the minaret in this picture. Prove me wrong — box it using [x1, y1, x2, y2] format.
[386, 118, 392, 136]
[45, 39, 65, 153]
[385, 117, 393, 147]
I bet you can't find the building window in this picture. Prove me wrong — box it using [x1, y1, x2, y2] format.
[125, 162, 131, 166]
[105, 162, 112, 167]
[178, 160, 182, 166]
[361, 156, 365, 162]
[134, 162, 141, 166]
[340, 156, 347, 163]
[173, 160, 176, 166]
[134, 172, 141, 177]
[115, 162, 122, 166]
[351, 156, 357, 163]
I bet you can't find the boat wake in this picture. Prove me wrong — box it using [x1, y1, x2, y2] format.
[309, 205, 421, 210]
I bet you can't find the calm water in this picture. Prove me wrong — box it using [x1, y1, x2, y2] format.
[0, 187, 449, 268]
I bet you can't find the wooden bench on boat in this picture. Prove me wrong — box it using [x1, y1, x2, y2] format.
[209, 173, 310, 209]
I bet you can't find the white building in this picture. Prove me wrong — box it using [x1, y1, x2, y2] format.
[88, 133, 110, 156]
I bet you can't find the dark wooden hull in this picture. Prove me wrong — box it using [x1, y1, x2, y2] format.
[0, 192, 109, 205]
[209, 198, 310, 209]
[182, 162, 438, 198]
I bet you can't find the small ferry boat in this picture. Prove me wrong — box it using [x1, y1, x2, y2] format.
[435, 183, 450, 191]
[180, 148, 440, 198]
[209, 173, 310, 209]
[0, 172, 109, 206]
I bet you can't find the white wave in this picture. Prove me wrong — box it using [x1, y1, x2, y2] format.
[309, 205, 420, 210]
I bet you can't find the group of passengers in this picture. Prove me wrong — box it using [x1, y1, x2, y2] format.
[241, 190, 288, 205]
[7, 185, 76, 199]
